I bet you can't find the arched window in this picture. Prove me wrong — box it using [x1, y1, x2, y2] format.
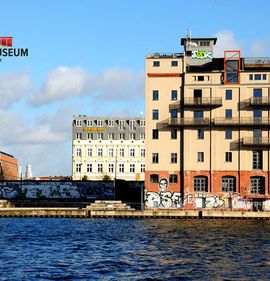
[194, 176, 208, 192]
[150, 174, 159, 183]
[250, 176, 265, 194]
[222, 176, 236, 193]
[169, 174, 178, 184]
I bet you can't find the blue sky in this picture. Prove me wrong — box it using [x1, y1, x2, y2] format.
[0, 0, 270, 176]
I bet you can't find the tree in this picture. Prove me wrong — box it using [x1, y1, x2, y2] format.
[102, 174, 111, 181]
[82, 175, 88, 181]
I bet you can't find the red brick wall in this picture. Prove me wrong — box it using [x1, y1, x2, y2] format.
[0, 153, 18, 180]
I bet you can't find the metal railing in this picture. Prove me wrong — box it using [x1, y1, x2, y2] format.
[244, 57, 270, 65]
[250, 97, 270, 106]
[241, 137, 270, 146]
[169, 117, 211, 127]
[213, 117, 270, 127]
[184, 97, 222, 106]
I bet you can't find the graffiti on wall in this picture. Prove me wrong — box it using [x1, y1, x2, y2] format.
[145, 178, 181, 208]
[0, 181, 114, 199]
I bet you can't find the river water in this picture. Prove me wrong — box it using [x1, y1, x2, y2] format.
[0, 218, 270, 280]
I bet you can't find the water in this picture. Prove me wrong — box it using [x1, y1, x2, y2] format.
[0, 218, 270, 280]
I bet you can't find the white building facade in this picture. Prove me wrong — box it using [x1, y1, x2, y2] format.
[72, 116, 145, 181]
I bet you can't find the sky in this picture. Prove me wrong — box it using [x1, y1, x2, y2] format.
[0, 0, 270, 177]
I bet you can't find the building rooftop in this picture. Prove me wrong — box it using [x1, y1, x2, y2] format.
[180, 37, 217, 45]
[0, 151, 14, 158]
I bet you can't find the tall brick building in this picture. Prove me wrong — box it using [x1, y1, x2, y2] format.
[0, 151, 18, 180]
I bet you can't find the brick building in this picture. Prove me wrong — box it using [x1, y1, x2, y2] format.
[0, 151, 18, 180]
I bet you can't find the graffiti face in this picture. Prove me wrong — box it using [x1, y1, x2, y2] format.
[159, 178, 168, 192]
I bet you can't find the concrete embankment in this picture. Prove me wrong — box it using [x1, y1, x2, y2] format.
[1, 207, 270, 219]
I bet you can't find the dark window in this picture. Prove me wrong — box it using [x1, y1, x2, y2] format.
[249, 74, 253, 80]
[153, 61, 160, 67]
[226, 89, 232, 100]
[150, 174, 159, 183]
[197, 129, 204, 139]
[171, 109, 178, 118]
[194, 89, 202, 99]
[194, 176, 208, 192]
[171, 153, 177, 163]
[152, 129, 159, 139]
[153, 90, 159, 100]
[171, 129, 177, 139]
[225, 129, 232, 139]
[225, 152, 232, 162]
[171, 61, 178, 67]
[255, 74, 261, 80]
[253, 108, 262, 118]
[263, 74, 267, 80]
[169, 174, 178, 183]
[194, 111, 203, 119]
[198, 76, 204, 81]
[225, 109, 232, 119]
[253, 150, 263, 170]
[250, 177, 265, 194]
[152, 109, 159, 120]
[171, 90, 177, 100]
[152, 153, 159, 163]
[253, 88, 262, 98]
[198, 152, 204, 162]
[222, 176, 236, 193]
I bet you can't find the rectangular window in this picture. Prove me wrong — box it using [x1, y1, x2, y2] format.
[153, 61, 160, 67]
[197, 76, 204, 81]
[119, 120, 125, 130]
[194, 177, 207, 192]
[130, 148, 135, 157]
[249, 74, 253, 80]
[129, 133, 135, 140]
[76, 133, 82, 140]
[87, 148, 92, 157]
[87, 163, 92, 173]
[194, 111, 203, 119]
[140, 120, 145, 127]
[97, 133, 104, 140]
[130, 120, 135, 130]
[86, 120, 93, 127]
[171, 61, 178, 67]
[119, 148, 125, 157]
[253, 150, 263, 170]
[225, 129, 232, 139]
[119, 133, 125, 140]
[140, 148, 145, 157]
[108, 120, 114, 127]
[171, 153, 177, 163]
[170, 109, 178, 118]
[97, 164, 103, 173]
[88, 133, 93, 139]
[152, 153, 159, 163]
[197, 129, 204, 140]
[76, 163, 81, 173]
[76, 148, 81, 157]
[119, 164, 124, 173]
[255, 74, 261, 80]
[197, 152, 204, 162]
[130, 164, 135, 173]
[222, 177, 236, 193]
[75, 120, 82, 126]
[97, 120, 103, 127]
[152, 129, 159, 139]
[253, 88, 262, 98]
[97, 148, 103, 157]
[140, 164, 145, 173]
[108, 163, 114, 173]
[153, 90, 159, 101]
[225, 109, 232, 119]
[263, 74, 267, 80]
[171, 90, 177, 100]
[152, 109, 159, 120]
[108, 148, 114, 157]
[108, 133, 114, 140]
[169, 174, 178, 184]
[171, 129, 177, 139]
[140, 133, 145, 140]
[225, 152, 232, 162]
[226, 89, 232, 100]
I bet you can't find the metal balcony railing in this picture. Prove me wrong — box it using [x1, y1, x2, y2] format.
[169, 117, 211, 127]
[244, 57, 270, 65]
[241, 137, 270, 147]
[169, 98, 222, 110]
[250, 97, 270, 107]
[213, 117, 270, 127]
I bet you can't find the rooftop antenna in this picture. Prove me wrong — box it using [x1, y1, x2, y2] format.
[187, 28, 192, 40]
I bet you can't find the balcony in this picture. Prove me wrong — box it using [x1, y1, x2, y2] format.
[213, 117, 270, 127]
[244, 57, 270, 68]
[250, 97, 270, 107]
[169, 97, 222, 110]
[157, 117, 210, 129]
[241, 137, 270, 147]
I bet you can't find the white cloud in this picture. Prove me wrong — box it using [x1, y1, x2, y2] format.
[0, 71, 30, 109]
[213, 30, 243, 57]
[250, 41, 267, 57]
[29, 66, 144, 106]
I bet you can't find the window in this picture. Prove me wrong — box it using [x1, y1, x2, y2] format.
[119, 120, 125, 130]
[119, 148, 124, 157]
[150, 174, 159, 183]
[87, 148, 92, 157]
[108, 120, 114, 127]
[87, 133, 93, 139]
[253, 108, 262, 118]
[119, 163, 124, 173]
[86, 120, 93, 127]
[76, 133, 82, 140]
[97, 133, 104, 140]
[140, 133, 145, 140]
[197, 76, 204, 81]
[75, 120, 82, 126]
[129, 133, 135, 140]
[225, 129, 232, 139]
[171, 90, 177, 100]
[140, 148, 145, 157]
[225, 109, 232, 119]
[152, 129, 159, 139]
[194, 176, 208, 192]
[140, 120, 145, 127]
[169, 174, 178, 184]
[108, 148, 114, 157]
[263, 74, 267, 80]
[171, 129, 177, 139]
[130, 120, 135, 130]
[130, 164, 135, 173]
[152, 153, 159, 163]
[253, 88, 262, 98]
[97, 164, 103, 173]
[222, 177, 236, 193]
[97, 120, 103, 127]
[97, 148, 103, 157]
[87, 163, 92, 173]
[194, 111, 203, 119]
[198, 129, 204, 139]
[197, 152, 204, 162]
[171, 61, 178, 67]
[171, 153, 177, 163]
[255, 74, 261, 80]
[108, 163, 114, 173]
[170, 109, 178, 118]
[140, 164, 145, 173]
[250, 177, 265, 194]
[253, 150, 263, 170]
[226, 89, 232, 100]
[76, 148, 81, 157]
[108, 133, 114, 140]
[76, 163, 81, 173]
[152, 109, 159, 120]
[119, 133, 125, 140]
[130, 148, 135, 157]
[153, 61, 160, 67]
[225, 152, 232, 162]
[153, 90, 159, 101]
[249, 74, 253, 80]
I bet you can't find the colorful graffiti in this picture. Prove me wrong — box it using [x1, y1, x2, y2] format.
[0, 181, 114, 200]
